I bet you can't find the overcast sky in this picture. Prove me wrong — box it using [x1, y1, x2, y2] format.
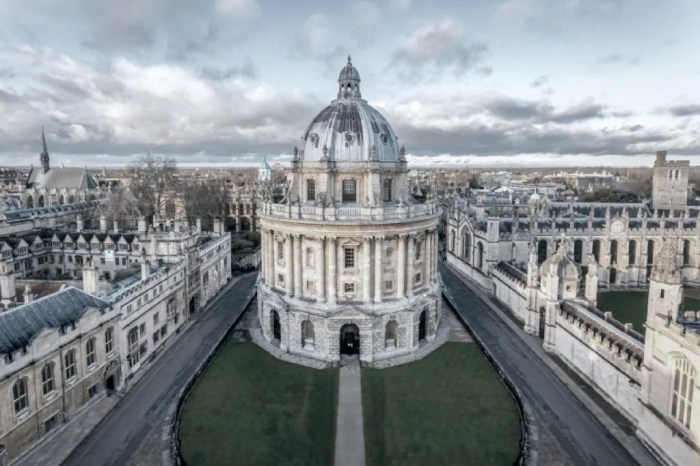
[1, 0, 699, 168]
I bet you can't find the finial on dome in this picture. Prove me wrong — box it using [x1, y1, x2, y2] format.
[347, 54, 352, 64]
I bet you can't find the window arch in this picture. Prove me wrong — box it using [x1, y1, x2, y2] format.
[105, 327, 114, 354]
[302, 320, 315, 349]
[628, 240, 637, 265]
[592, 239, 601, 262]
[450, 231, 455, 252]
[65, 349, 77, 379]
[573, 239, 583, 263]
[13, 378, 28, 414]
[671, 356, 696, 429]
[86, 337, 96, 367]
[610, 240, 618, 264]
[537, 240, 547, 265]
[415, 239, 423, 261]
[385, 320, 398, 349]
[462, 231, 471, 261]
[41, 362, 55, 396]
[683, 240, 690, 266]
[647, 240, 655, 265]
[477, 242, 484, 270]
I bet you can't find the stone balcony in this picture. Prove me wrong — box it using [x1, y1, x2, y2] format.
[259, 200, 441, 223]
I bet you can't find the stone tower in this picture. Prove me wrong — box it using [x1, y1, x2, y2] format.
[646, 238, 683, 325]
[652, 151, 689, 215]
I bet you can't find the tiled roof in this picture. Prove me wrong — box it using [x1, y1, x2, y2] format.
[0, 287, 109, 354]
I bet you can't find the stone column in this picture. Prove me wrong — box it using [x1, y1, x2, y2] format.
[328, 237, 337, 304]
[425, 230, 432, 285]
[317, 237, 326, 301]
[363, 237, 372, 303]
[260, 228, 268, 282]
[269, 231, 276, 286]
[374, 236, 383, 303]
[397, 234, 407, 298]
[293, 234, 302, 297]
[284, 234, 293, 296]
[407, 235, 415, 295]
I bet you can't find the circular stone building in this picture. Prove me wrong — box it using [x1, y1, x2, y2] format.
[257, 57, 441, 364]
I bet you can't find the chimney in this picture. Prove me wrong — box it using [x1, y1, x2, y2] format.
[99, 215, 107, 232]
[141, 260, 150, 281]
[0, 264, 16, 309]
[213, 218, 221, 235]
[23, 285, 33, 304]
[76, 214, 84, 232]
[196, 217, 202, 234]
[113, 220, 119, 233]
[82, 259, 98, 295]
[138, 216, 147, 233]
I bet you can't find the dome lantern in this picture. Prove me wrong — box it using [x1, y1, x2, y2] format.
[338, 55, 361, 99]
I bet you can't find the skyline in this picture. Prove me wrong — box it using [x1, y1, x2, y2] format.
[1, 0, 699, 167]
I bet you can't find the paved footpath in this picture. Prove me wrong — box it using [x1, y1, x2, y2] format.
[440, 263, 658, 466]
[56, 272, 258, 466]
[334, 358, 366, 466]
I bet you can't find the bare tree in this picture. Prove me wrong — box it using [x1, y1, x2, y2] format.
[127, 154, 177, 221]
[104, 186, 140, 225]
[180, 180, 228, 231]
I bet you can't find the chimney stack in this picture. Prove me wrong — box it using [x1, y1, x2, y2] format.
[99, 215, 107, 232]
[82, 258, 98, 295]
[76, 214, 84, 232]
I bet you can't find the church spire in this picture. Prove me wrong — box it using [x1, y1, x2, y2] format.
[40, 127, 50, 174]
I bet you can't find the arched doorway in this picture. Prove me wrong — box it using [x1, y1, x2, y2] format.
[103, 360, 120, 393]
[189, 295, 199, 314]
[418, 310, 427, 341]
[538, 307, 546, 339]
[340, 323, 360, 355]
[272, 310, 281, 342]
[609, 268, 617, 285]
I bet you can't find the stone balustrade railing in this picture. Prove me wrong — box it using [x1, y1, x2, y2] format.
[261, 201, 440, 222]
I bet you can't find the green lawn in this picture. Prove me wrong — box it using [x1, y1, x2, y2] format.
[362, 342, 522, 466]
[179, 342, 339, 466]
[597, 291, 700, 335]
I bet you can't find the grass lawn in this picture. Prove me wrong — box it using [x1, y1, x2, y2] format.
[362, 342, 522, 466]
[597, 291, 700, 335]
[179, 342, 338, 466]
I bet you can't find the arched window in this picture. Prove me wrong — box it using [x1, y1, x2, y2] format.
[462, 232, 471, 261]
[450, 231, 455, 252]
[537, 240, 547, 265]
[26, 195, 33, 208]
[58, 195, 64, 204]
[86, 337, 96, 367]
[647, 240, 655, 265]
[385, 320, 398, 349]
[573, 240, 583, 263]
[671, 357, 696, 429]
[68, 195, 75, 203]
[592, 239, 601, 262]
[415, 239, 423, 261]
[277, 241, 285, 261]
[41, 363, 55, 395]
[306, 248, 315, 267]
[477, 243, 484, 270]
[628, 240, 637, 265]
[38, 195, 45, 207]
[306, 179, 316, 202]
[385, 247, 393, 266]
[165, 200, 176, 217]
[302, 320, 315, 349]
[609, 268, 617, 285]
[683, 240, 690, 266]
[13, 378, 28, 414]
[105, 327, 114, 354]
[65, 350, 77, 380]
[610, 240, 618, 264]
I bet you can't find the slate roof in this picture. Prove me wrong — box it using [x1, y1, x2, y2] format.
[26, 166, 97, 190]
[0, 287, 109, 354]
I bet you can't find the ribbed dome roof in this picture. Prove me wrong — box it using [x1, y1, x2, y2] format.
[298, 57, 401, 163]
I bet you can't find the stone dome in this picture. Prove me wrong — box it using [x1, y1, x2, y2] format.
[299, 57, 401, 163]
[529, 192, 542, 204]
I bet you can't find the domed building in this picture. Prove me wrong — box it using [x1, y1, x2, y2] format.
[257, 57, 442, 364]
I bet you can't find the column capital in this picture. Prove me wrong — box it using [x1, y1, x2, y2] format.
[399, 233, 409, 239]
[375, 236, 385, 243]
[363, 236, 373, 243]
[328, 237, 337, 244]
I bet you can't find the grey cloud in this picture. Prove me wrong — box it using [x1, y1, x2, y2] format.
[201, 59, 257, 80]
[481, 96, 605, 123]
[530, 75, 549, 88]
[594, 53, 639, 66]
[392, 20, 488, 80]
[0, 66, 14, 78]
[548, 101, 605, 123]
[667, 104, 700, 117]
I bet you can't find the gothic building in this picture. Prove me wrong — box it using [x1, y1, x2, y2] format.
[257, 58, 441, 364]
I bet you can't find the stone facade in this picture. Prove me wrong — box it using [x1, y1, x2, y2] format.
[652, 151, 690, 215]
[257, 58, 441, 365]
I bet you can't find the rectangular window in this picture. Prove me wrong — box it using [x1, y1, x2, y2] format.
[307, 179, 316, 201]
[278, 273, 285, 287]
[277, 241, 284, 261]
[305, 280, 315, 294]
[344, 282, 356, 294]
[344, 248, 355, 269]
[139, 323, 146, 336]
[415, 273, 422, 285]
[383, 178, 392, 202]
[88, 384, 98, 399]
[86, 339, 96, 367]
[154, 312, 159, 324]
[44, 415, 59, 433]
[342, 179, 357, 203]
[153, 331, 160, 344]
[384, 280, 393, 291]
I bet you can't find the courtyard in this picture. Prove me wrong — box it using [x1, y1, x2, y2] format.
[597, 290, 700, 335]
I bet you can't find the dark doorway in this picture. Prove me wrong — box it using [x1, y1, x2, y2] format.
[340, 324, 360, 355]
[272, 311, 281, 341]
[538, 308, 546, 339]
[189, 295, 199, 315]
[418, 311, 427, 341]
[610, 268, 617, 285]
[537, 240, 547, 265]
[105, 375, 115, 391]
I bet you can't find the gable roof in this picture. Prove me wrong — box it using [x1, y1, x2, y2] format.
[26, 166, 97, 190]
[0, 287, 109, 354]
